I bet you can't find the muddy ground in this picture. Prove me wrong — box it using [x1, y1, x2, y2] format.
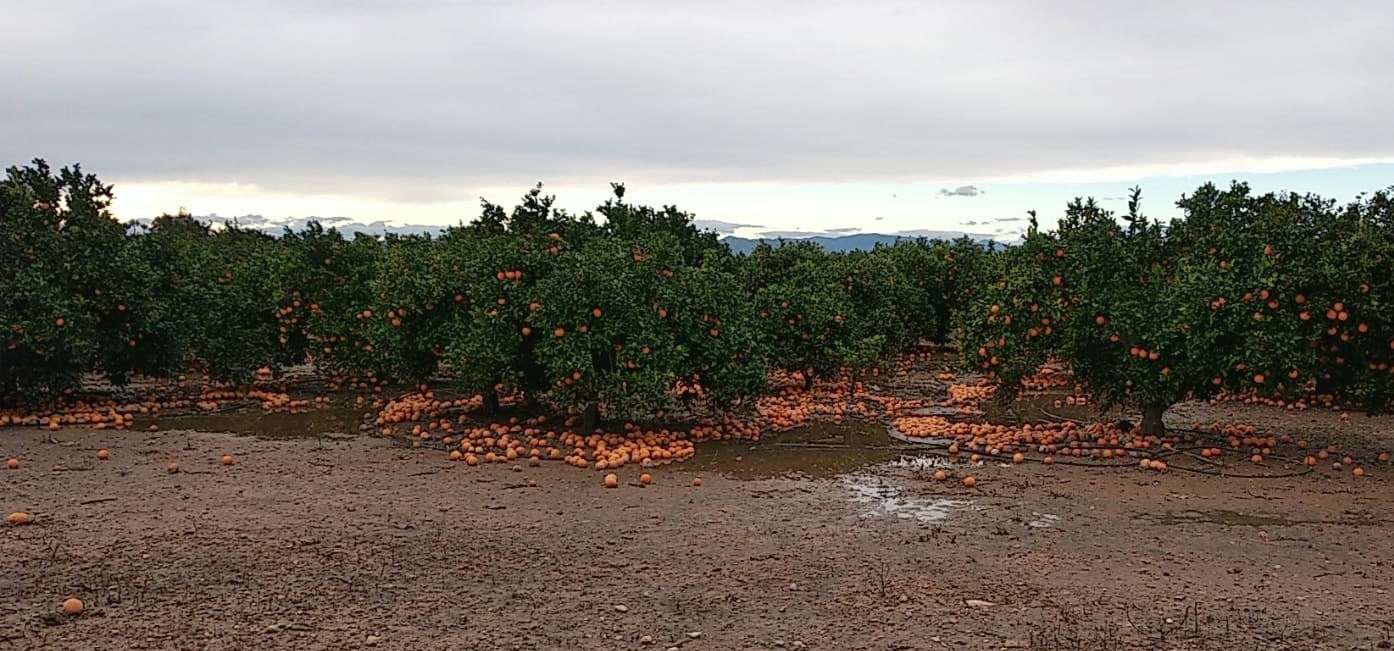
[4, 400, 1394, 650]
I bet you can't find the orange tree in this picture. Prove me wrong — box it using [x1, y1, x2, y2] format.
[668, 253, 769, 411]
[151, 221, 289, 382]
[0, 160, 191, 402]
[1320, 188, 1394, 409]
[1164, 183, 1394, 412]
[272, 223, 383, 379]
[352, 233, 454, 383]
[743, 241, 911, 388]
[2, 160, 120, 400]
[871, 237, 992, 344]
[959, 183, 1394, 435]
[526, 189, 767, 430]
[441, 186, 600, 412]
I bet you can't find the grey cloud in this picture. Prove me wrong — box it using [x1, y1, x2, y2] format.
[825, 226, 861, 233]
[938, 185, 985, 197]
[995, 217, 1026, 223]
[4, 2, 1393, 202]
[693, 219, 761, 234]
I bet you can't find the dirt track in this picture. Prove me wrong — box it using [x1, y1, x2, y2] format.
[4, 402, 1394, 651]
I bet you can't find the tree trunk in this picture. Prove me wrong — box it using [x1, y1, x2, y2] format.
[582, 402, 601, 433]
[482, 387, 500, 415]
[803, 371, 815, 390]
[1140, 406, 1167, 436]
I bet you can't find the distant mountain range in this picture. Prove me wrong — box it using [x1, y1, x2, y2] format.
[132, 214, 1009, 251]
[720, 232, 1003, 254]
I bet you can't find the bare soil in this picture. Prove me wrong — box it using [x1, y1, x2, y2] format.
[4, 401, 1394, 650]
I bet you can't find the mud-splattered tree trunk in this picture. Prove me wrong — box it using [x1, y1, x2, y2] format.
[581, 402, 600, 433]
[482, 387, 500, 415]
[1140, 406, 1167, 436]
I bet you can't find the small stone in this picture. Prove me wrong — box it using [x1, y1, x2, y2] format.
[614, 605, 629, 613]
[774, 641, 786, 648]
[688, 632, 703, 639]
[365, 634, 381, 646]
[639, 635, 654, 645]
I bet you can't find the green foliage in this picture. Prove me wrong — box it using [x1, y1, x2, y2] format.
[959, 183, 1394, 433]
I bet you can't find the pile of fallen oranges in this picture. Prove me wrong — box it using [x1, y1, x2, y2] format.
[3, 351, 1387, 482]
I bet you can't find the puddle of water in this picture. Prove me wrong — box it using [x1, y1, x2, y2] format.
[685, 421, 928, 480]
[841, 472, 969, 523]
[155, 406, 369, 439]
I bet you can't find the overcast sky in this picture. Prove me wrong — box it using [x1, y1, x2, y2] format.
[5, 0, 1393, 238]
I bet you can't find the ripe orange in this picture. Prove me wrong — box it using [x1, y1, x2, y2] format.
[221, 454, 234, 466]
[7, 511, 31, 525]
[166, 462, 180, 474]
[61, 597, 83, 615]
[97, 449, 110, 460]
[639, 472, 652, 485]
[1353, 466, 1366, 477]
[932, 469, 947, 481]
[6, 457, 18, 469]
[962, 476, 977, 488]
[691, 476, 703, 487]
[604, 473, 619, 488]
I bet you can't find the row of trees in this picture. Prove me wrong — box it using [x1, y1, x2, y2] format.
[957, 184, 1394, 433]
[1, 162, 983, 428]
[5, 159, 1391, 433]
